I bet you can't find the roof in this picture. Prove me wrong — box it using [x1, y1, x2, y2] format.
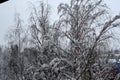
[0, 0, 8, 4]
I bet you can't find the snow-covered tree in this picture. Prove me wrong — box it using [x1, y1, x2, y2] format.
[1, 0, 120, 80]
[58, 0, 120, 79]
[6, 13, 28, 53]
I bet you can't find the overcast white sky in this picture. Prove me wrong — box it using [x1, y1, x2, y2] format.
[0, 0, 120, 48]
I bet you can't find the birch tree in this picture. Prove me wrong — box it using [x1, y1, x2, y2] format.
[58, 0, 120, 80]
